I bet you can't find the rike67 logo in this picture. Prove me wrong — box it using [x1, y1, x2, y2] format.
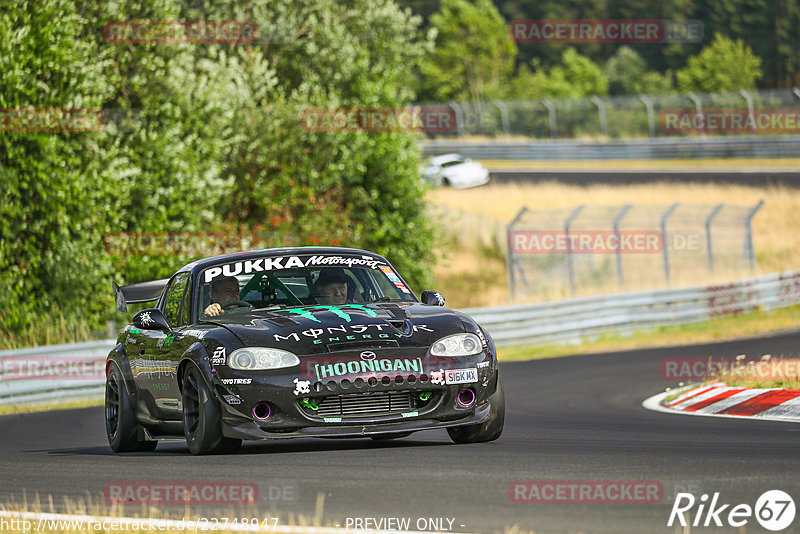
[668, 490, 795, 531]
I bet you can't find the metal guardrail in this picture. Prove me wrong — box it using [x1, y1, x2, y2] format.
[2, 269, 799, 406]
[0, 339, 113, 406]
[463, 270, 800, 346]
[421, 136, 800, 160]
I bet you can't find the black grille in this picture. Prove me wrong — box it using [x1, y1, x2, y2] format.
[313, 391, 414, 417]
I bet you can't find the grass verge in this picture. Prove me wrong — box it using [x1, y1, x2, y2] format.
[0, 398, 103, 416]
[498, 303, 800, 362]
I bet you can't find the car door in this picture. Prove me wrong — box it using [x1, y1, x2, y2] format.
[147, 272, 191, 420]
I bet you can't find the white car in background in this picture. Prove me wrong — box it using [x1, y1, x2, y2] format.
[422, 153, 490, 189]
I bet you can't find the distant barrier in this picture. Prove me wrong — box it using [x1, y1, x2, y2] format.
[463, 270, 800, 346]
[421, 136, 800, 160]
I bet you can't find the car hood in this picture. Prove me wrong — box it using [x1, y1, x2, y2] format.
[203, 303, 466, 355]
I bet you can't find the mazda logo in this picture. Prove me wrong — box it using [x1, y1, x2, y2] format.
[360, 351, 377, 360]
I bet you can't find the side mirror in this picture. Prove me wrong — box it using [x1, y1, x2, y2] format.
[420, 290, 446, 306]
[112, 281, 127, 313]
[132, 308, 171, 333]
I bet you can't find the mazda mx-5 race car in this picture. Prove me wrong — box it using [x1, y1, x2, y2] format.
[106, 247, 504, 454]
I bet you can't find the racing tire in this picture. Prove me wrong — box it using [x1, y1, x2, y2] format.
[181, 365, 242, 455]
[446, 373, 505, 444]
[105, 361, 157, 453]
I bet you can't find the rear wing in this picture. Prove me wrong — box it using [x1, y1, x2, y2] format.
[112, 279, 170, 313]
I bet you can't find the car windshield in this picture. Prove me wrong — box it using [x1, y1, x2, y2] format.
[198, 254, 415, 316]
[440, 158, 466, 168]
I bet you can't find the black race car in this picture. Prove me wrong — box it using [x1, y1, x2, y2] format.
[106, 247, 504, 454]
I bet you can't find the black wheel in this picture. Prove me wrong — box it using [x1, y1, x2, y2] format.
[105, 362, 157, 453]
[447, 373, 505, 444]
[181, 365, 242, 455]
[370, 432, 413, 441]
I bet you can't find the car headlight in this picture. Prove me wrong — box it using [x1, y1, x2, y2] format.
[430, 333, 482, 357]
[228, 347, 300, 370]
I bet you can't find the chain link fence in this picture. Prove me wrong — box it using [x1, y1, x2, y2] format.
[417, 88, 800, 139]
[506, 202, 763, 300]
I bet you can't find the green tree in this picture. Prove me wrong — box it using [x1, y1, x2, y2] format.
[604, 46, 673, 95]
[507, 48, 608, 99]
[1, 0, 437, 342]
[693, 0, 800, 89]
[417, 0, 517, 102]
[676, 33, 762, 92]
[194, 0, 437, 289]
[0, 0, 116, 331]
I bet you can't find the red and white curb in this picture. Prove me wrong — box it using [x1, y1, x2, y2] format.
[643, 382, 800, 423]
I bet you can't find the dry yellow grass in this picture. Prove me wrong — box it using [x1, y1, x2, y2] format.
[429, 181, 800, 307]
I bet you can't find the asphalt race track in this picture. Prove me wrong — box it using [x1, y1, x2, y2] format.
[2, 331, 800, 534]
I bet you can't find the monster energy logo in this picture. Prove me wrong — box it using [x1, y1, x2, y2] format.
[313, 357, 424, 380]
[284, 305, 378, 323]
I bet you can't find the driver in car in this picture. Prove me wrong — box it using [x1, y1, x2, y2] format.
[203, 276, 243, 317]
[313, 271, 351, 305]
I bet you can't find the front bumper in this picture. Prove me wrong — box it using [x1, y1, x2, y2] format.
[220, 398, 492, 440]
[211, 349, 497, 439]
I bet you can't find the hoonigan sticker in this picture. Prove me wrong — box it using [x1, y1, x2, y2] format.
[203, 255, 384, 282]
[304, 356, 425, 381]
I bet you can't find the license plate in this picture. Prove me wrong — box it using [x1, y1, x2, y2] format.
[445, 368, 478, 384]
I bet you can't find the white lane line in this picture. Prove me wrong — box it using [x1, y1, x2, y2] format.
[642, 390, 800, 424]
[0, 511, 474, 534]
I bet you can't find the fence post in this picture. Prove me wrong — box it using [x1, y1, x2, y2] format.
[590, 96, 608, 137]
[740, 89, 755, 134]
[742, 200, 764, 274]
[493, 100, 510, 136]
[564, 205, 585, 296]
[542, 98, 557, 139]
[639, 95, 655, 138]
[448, 102, 464, 136]
[506, 207, 528, 299]
[687, 92, 704, 134]
[704, 204, 724, 274]
[660, 203, 680, 283]
[613, 204, 633, 286]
